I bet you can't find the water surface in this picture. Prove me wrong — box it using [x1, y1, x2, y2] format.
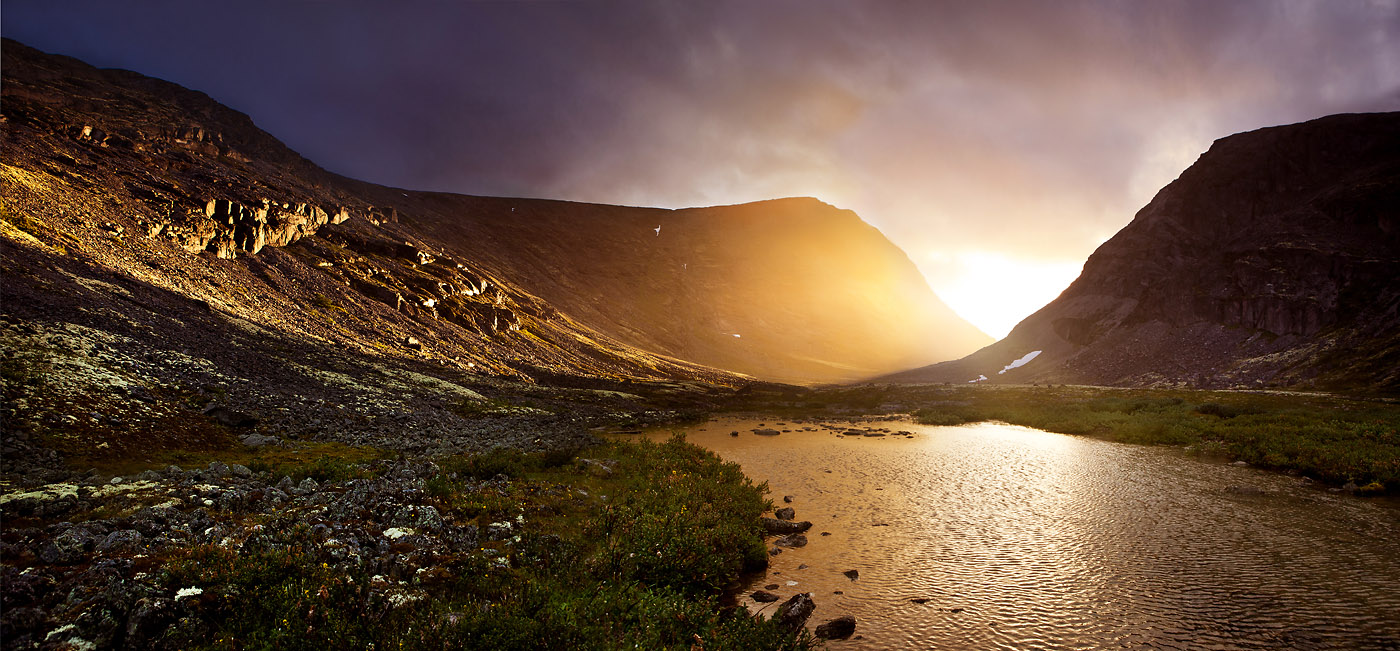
[643, 418, 1400, 649]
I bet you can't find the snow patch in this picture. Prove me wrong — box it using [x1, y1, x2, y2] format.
[998, 350, 1042, 375]
[968, 374, 989, 383]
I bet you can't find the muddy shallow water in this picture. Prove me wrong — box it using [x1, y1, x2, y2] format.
[638, 417, 1400, 650]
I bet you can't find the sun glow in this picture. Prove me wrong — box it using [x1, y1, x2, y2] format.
[920, 251, 1083, 340]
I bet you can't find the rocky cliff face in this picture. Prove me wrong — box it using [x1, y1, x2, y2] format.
[884, 112, 1400, 393]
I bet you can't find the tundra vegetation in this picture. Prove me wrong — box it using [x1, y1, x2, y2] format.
[3, 438, 817, 650]
[729, 383, 1400, 493]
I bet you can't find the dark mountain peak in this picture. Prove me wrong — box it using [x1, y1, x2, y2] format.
[886, 112, 1400, 394]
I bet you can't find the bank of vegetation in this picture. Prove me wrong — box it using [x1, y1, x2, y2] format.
[2, 438, 819, 650]
[728, 384, 1400, 493]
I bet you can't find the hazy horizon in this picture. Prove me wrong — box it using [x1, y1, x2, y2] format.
[6, 0, 1398, 338]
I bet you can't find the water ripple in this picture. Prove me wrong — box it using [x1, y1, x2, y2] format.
[667, 419, 1400, 649]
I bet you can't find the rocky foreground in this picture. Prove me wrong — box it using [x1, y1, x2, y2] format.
[1, 433, 847, 650]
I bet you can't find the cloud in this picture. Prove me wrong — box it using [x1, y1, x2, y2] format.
[5, 0, 1399, 335]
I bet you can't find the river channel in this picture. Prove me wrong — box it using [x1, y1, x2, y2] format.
[638, 417, 1400, 649]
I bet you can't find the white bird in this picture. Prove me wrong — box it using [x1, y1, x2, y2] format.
[654, 225, 661, 236]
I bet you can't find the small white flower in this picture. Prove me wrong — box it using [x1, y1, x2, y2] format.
[175, 587, 204, 600]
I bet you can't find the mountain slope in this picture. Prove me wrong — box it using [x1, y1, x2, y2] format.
[399, 194, 990, 384]
[0, 39, 985, 387]
[883, 112, 1400, 394]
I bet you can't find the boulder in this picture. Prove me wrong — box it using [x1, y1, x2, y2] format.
[203, 405, 258, 428]
[774, 533, 807, 548]
[751, 590, 780, 603]
[761, 518, 812, 535]
[815, 615, 857, 639]
[773, 593, 816, 632]
[774, 507, 795, 520]
[753, 429, 781, 436]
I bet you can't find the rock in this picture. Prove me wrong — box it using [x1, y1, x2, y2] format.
[730, 431, 739, 437]
[95, 530, 143, 553]
[761, 518, 812, 534]
[774, 533, 808, 548]
[843, 569, 859, 580]
[40, 528, 92, 564]
[203, 405, 259, 428]
[910, 597, 930, 604]
[773, 593, 816, 632]
[815, 615, 857, 639]
[862, 432, 886, 437]
[751, 590, 780, 603]
[783, 495, 794, 503]
[769, 547, 782, 556]
[580, 458, 616, 477]
[1226, 485, 1264, 495]
[230, 464, 253, 479]
[404, 336, 423, 351]
[765, 583, 780, 590]
[207, 461, 231, 478]
[753, 429, 781, 436]
[240, 434, 279, 448]
[298, 477, 319, 493]
[774, 507, 795, 520]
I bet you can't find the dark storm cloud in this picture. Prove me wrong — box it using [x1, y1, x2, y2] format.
[5, 0, 1398, 335]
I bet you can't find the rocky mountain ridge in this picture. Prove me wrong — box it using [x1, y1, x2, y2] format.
[0, 38, 985, 388]
[884, 112, 1400, 394]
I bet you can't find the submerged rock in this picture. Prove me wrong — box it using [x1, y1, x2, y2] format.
[774, 533, 807, 548]
[816, 615, 857, 639]
[751, 590, 780, 603]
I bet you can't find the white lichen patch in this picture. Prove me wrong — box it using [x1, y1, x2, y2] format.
[59, 268, 133, 300]
[175, 587, 204, 600]
[379, 367, 486, 402]
[383, 527, 415, 539]
[0, 483, 79, 505]
[92, 479, 162, 499]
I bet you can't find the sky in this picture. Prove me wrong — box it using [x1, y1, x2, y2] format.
[5, 1, 1399, 338]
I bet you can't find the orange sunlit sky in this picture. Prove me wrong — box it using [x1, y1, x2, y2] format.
[7, 1, 1399, 338]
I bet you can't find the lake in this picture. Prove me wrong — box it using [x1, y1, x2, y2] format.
[640, 417, 1400, 649]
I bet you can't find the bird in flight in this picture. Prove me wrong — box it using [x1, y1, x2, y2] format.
[654, 225, 661, 236]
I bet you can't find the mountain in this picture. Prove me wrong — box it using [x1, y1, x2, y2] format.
[883, 112, 1400, 394]
[0, 39, 985, 390]
[405, 194, 989, 384]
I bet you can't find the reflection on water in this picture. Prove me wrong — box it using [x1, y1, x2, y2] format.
[644, 418, 1400, 650]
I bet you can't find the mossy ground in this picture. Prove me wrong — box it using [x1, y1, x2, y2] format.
[154, 438, 815, 650]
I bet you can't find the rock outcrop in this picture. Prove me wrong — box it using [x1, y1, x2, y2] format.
[884, 112, 1400, 393]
